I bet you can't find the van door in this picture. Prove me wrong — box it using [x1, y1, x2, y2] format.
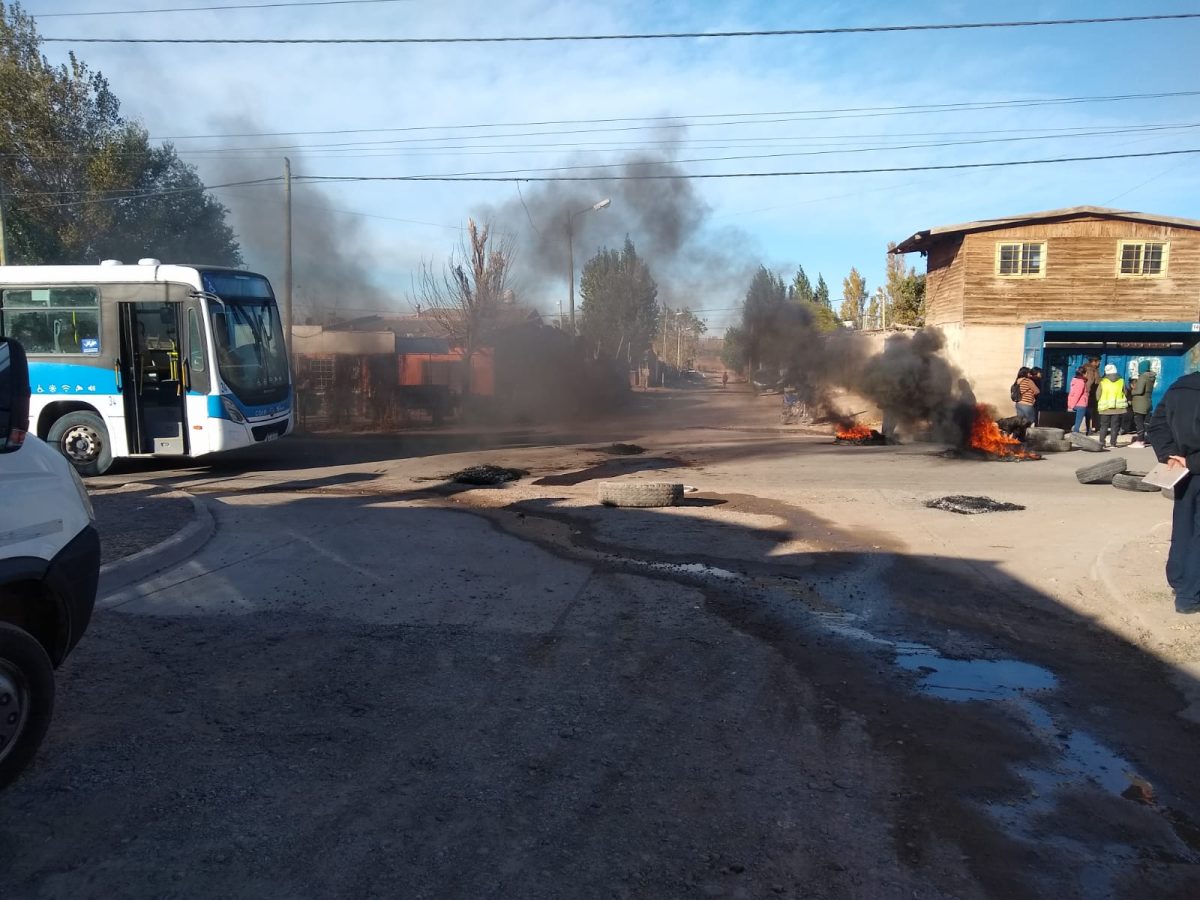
[118, 302, 187, 455]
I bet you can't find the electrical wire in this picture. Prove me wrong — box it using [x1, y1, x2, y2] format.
[145, 91, 1200, 140]
[30, 0, 412, 16]
[41, 12, 1200, 43]
[300, 148, 1200, 182]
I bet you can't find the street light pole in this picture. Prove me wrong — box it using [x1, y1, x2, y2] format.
[565, 197, 611, 336]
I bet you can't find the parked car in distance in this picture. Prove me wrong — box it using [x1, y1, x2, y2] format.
[0, 337, 100, 789]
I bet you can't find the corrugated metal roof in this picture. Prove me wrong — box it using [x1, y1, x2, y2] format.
[893, 205, 1200, 253]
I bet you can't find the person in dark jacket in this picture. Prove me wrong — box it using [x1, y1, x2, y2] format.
[1147, 372, 1200, 613]
[1128, 359, 1156, 448]
[1083, 354, 1102, 434]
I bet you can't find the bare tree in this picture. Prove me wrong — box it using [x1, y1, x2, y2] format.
[417, 219, 516, 394]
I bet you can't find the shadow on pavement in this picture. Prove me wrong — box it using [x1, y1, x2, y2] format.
[9, 466, 1200, 899]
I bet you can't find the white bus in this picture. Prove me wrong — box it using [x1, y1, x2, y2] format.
[0, 260, 292, 475]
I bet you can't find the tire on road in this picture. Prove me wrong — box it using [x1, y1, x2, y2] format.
[1075, 457, 1128, 485]
[1066, 432, 1103, 452]
[46, 410, 112, 477]
[598, 481, 684, 508]
[1038, 439, 1075, 453]
[0, 623, 56, 791]
[1027, 426, 1066, 442]
[1112, 472, 1161, 493]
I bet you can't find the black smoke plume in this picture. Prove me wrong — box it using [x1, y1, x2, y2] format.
[200, 118, 390, 325]
[478, 147, 757, 311]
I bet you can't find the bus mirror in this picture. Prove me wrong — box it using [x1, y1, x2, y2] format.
[0, 337, 31, 452]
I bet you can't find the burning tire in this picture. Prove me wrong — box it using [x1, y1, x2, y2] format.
[1075, 457, 1128, 485]
[1112, 472, 1160, 493]
[1067, 432, 1103, 452]
[597, 482, 684, 508]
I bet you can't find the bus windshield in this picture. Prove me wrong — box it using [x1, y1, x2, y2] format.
[202, 272, 289, 405]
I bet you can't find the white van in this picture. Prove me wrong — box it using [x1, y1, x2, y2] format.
[0, 337, 99, 789]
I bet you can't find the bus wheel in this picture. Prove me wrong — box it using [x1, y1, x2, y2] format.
[47, 411, 112, 476]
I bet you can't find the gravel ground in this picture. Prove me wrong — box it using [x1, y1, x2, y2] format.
[90, 485, 195, 564]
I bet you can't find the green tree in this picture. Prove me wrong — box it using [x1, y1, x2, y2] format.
[791, 265, 814, 304]
[814, 274, 830, 308]
[838, 267, 867, 329]
[884, 242, 927, 326]
[865, 287, 884, 330]
[579, 236, 660, 364]
[720, 324, 747, 373]
[661, 306, 707, 368]
[0, 4, 241, 265]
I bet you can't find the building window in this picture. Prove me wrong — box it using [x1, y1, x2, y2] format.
[996, 241, 1045, 277]
[1118, 241, 1168, 276]
[0, 287, 101, 354]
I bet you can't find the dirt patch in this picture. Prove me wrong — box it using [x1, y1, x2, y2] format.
[90, 485, 194, 564]
[595, 442, 646, 455]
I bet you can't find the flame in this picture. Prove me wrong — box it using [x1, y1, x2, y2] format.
[836, 423, 874, 441]
[968, 405, 1036, 458]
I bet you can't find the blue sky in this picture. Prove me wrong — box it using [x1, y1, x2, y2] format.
[25, 0, 1200, 328]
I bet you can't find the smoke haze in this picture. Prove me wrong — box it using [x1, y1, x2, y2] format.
[203, 117, 391, 325]
[478, 146, 759, 313]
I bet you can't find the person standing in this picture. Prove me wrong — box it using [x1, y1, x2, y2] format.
[1083, 354, 1102, 435]
[1147, 372, 1200, 614]
[1096, 363, 1127, 448]
[1012, 366, 1039, 423]
[722, 370, 729, 390]
[1128, 360, 1156, 448]
[1067, 365, 1090, 433]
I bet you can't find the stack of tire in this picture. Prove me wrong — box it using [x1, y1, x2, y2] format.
[1024, 426, 1073, 453]
[1074, 455, 1160, 494]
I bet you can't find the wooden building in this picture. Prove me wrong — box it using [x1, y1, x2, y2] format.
[893, 206, 1200, 417]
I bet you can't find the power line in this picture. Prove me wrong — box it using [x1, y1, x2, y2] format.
[31, 0, 412, 16]
[300, 148, 1200, 182]
[243, 125, 1198, 180]
[145, 91, 1200, 140]
[12, 176, 282, 212]
[16, 120, 1198, 165]
[41, 12, 1200, 44]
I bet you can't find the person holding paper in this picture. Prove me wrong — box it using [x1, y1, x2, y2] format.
[1147, 372, 1200, 614]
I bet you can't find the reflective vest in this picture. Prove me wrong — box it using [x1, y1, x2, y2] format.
[1097, 377, 1127, 413]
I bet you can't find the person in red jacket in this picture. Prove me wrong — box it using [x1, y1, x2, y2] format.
[1067, 365, 1089, 433]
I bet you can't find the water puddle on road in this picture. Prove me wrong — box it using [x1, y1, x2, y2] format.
[623, 551, 1199, 868]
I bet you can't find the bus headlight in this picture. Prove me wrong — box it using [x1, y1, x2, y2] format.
[220, 395, 246, 424]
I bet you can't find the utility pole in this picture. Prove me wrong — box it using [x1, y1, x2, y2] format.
[283, 157, 294, 370]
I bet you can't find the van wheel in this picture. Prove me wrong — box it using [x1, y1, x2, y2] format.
[47, 411, 112, 476]
[0, 624, 55, 791]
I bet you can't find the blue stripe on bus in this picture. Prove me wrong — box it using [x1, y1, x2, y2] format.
[29, 360, 119, 397]
[208, 389, 292, 421]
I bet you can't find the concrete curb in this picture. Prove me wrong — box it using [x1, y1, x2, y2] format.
[97, 490, 215, 598]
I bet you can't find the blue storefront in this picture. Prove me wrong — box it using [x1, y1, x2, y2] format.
[1022, 321, 1200, 421]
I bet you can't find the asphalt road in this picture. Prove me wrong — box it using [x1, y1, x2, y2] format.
[3, 388, 1199, 899]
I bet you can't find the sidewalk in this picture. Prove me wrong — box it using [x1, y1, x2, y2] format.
[91, 482, 215, 597]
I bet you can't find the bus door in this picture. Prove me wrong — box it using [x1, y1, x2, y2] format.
[118, 301, 187, 455]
